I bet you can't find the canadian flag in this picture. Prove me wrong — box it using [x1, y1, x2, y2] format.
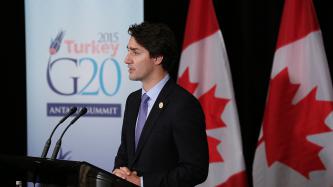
[177, 0, 248, 186]
[253, 0, 333, 186]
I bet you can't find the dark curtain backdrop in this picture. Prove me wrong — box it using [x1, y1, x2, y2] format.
[1, 0, 332, 186]
[1, 0, 26, 156]
[145, 0, 332, 185]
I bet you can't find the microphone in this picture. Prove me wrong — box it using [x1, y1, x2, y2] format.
[40, 106, 77, 158]
[51, 107, 88, 160]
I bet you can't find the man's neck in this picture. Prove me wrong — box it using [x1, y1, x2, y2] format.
[142, 70, 167, 92]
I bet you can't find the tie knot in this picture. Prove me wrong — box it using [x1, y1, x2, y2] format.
[141, 93, 150, 104]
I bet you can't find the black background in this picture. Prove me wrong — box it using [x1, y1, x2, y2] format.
[1, 0, 332, 186]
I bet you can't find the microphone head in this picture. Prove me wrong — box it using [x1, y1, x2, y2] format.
[58, 106, 78, 124]
[68, 107, 88, 125]
[79, 107, 88, 116]
[69, 106, 78, 115]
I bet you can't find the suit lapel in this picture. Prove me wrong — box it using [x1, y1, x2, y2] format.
[127, 90, 141, 159]
[130, 79, 175, 165]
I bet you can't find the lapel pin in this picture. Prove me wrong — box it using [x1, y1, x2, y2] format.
[159, 102, 164, 109]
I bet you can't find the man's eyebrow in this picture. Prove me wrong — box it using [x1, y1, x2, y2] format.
[127, 46, 139, 51]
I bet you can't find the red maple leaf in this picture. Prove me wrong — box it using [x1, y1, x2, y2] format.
[198, 86, 230, 130]
[198, 86, 230, 163]
[208, 136, 223, 163]
[178, 68, 229, 163]
[178, 68, 230, 164]
[216, 171, 248, 187]
[262, 68, 333, 178]
[178, 68, 198, 94]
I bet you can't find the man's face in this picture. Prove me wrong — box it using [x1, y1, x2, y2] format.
[124, 37, 155, 82]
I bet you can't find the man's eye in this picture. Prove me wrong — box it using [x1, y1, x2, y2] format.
[131, 50, 140, 55]
[128, 49, 140, 55]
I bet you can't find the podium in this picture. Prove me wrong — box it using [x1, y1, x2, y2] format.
[0, 155, 138, 187]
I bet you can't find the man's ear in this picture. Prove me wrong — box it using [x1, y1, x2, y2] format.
[153, 56, 163, 65]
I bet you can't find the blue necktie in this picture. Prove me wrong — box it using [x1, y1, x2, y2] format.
[135, 93, 150, 149]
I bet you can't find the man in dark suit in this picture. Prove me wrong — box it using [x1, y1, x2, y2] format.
[113, 22, 209, 187]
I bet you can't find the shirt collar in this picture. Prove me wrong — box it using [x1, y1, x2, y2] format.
[141, 74, 170, 101]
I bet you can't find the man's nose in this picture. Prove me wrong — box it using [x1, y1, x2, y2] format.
[124, 53, 131, 64]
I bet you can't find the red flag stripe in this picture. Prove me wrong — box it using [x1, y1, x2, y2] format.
[276, 0, 319, 49]
[182, 0, 220, 50]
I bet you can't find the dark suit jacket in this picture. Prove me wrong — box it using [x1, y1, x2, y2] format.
[114, 79, 209, 187]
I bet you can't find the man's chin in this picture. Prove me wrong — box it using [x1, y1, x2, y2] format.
[129, 76, 140, 81]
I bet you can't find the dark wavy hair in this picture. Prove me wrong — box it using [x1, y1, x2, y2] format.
[128, 22, 178, 73]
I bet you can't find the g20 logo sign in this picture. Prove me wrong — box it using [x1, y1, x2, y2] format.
[47, 57, 121, 96]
